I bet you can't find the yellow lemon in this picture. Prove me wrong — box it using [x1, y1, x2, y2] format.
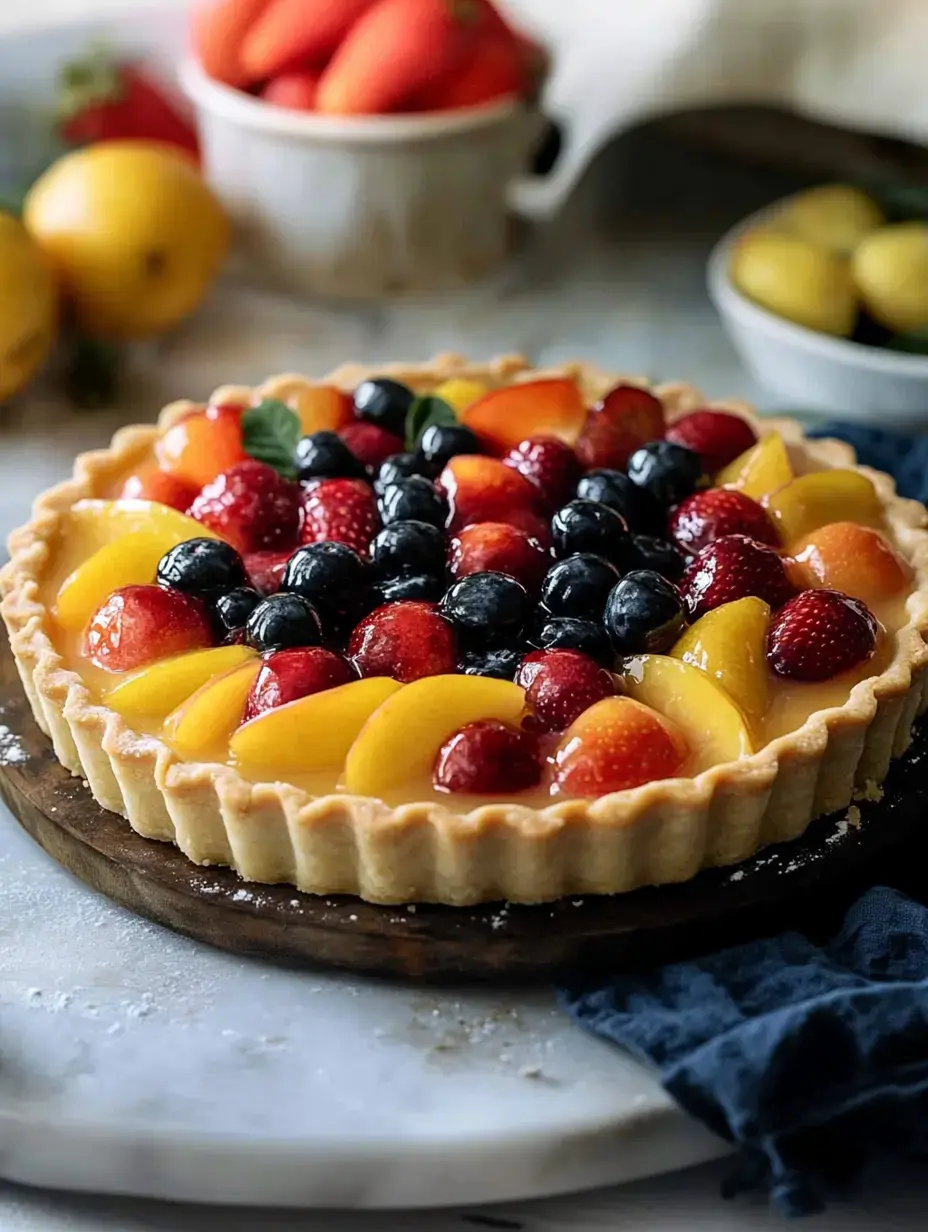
[772, 184, 884, 255]
[24, 141, 229, 340]
[0, 211, 57, 401]
[729, 228, 857, 337]
[852, 222, 928, 334]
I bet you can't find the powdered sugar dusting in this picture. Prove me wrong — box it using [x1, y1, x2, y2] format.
[0, 723, 27, 764]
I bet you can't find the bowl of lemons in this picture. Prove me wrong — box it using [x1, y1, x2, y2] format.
[707, 184, 928, 427]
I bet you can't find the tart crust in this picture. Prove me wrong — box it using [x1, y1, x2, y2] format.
[3, 354, 928, 905]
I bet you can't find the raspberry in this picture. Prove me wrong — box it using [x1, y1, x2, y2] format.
[669, 488, 779, 556]
[300, 477, 380, 557]
[767, 589, 878, 682]
[681, 534, 795, 619]
[433, 721, 541, 794]
[516, 649, 615, 733]
[84, 584, 212, 671]
[188, 459, 301, 555]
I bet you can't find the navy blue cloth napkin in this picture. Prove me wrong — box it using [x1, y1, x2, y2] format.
[559, 422, 928, 1217]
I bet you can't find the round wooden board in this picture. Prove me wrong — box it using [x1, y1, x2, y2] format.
[1, 636, 926, 982]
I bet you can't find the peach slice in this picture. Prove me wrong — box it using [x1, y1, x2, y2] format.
[231, 676, 403, 774]
[460, 379, 586, 453]
[787, 521, 911, 604]
[164, 660, 262, 760]
[717, 432, 793, 500]
[670, 596, 770, 728]
[553, 696, 690, 796]
[344, 674, 525, 797]
[66, 499, 221, 550]
[433, 377, 489, 414]
[620, 654, 754, 771]
[762, 470, 882, 542]
[106, 645, 256, 721]
[289, 383, 353, 435]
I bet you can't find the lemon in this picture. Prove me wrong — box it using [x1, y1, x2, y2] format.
[772, 184, 884, 255]
[729, 228, 857, 337]
[24, 141, 229, 340]
[852, 222, 928, 334]
[0, 211, 57, 401]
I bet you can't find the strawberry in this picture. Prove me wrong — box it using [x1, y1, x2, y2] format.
[261, 71, 321, 111]
[420, 30, 525, 110]
[681, 534, 796, 619]
[517, 649, 615, 733]
[190, 0, 274, 87]
[84, 584, 213, 671]
[669, 488, 779, 556]
[188, 459, 302, 555]
[349, 600, 456, 681]
[553, 696, 689, 797]
[449, 522, 550, 593]
[244, 548, 294, 594]
[338, 421, 404, 471]
[767, 589, 878, 682]
[437, 454, 540, 532]
[503, 435, 580, 510]
[241, 0, 375, 80]
[119, 466, 199, 512]
[665, 410, 757, 475]
[433, 720, 541, 793]
[575, 384, 665, 471]
[788, 522, 911, 605]
[244, 647, 356, 719]
[156, 404, 246, 489]
[300, 477, 380, 556]
[58, 54, 199, 156]
[461, 379, 586, 454]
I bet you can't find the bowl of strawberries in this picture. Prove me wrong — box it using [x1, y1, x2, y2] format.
[182, 0, 547, 298]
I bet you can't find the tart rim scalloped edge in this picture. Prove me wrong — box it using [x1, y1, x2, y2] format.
[3, 352, 928, 906]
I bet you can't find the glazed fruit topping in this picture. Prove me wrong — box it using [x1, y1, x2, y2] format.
[631, 534, 685, 581]
[517, 648, 615, 733]
[301, 477, 380, 557]
[378, 475, 448, 528]
[433, 720, 541, 795]
[576, 384, 665, 471]
[213, 586, 262, 640]
[665, 410, 757, 474]
[717, 432, 793, 500]
[767, 589, 878, 682]
[788, 522, 910, 604]
[353, 377, 414, 437]
[762, 469, 882, 542]
[458, 645, 523, 680]
[460, 378, 586, 453]
[529, 614, 613, 665]
[156, 403, 245, 489]
[438, 454, 539, 532]
[553, 696, 689, 797]
[681, 534, 795, 619]
[603, 569, 686, 655]
[671, 597, 770, 727]
[295, 430, 367, 482]
[244, 647, 356, 719]
[551, 499, 634, 568]
[281, 540, 367, 631]
[85, 584, 213, 671]
[338, 420, 404, 471]
[419, 423, 482, 470]
[503, 435, 580, 509]
[348, 600, 456, 683]
[376, 452, 434, 491]
[120, 466, 199, 513]
[371, 520, 446, 579]
[156, 538, 247, 598]
[626, 440, 705, 508]
[375, 573, 444, 603]
[669, 487, 779, 556]
[575, 468, 661, 534]
[539, 553, 620, 621]
[448, 522, 550, 593]
[188, 459, 301, 555]
[441, 572, 531, 645]
[289, 383, 352, 436]
[244, 549, 293, 595]
[245, 592, 324, 653]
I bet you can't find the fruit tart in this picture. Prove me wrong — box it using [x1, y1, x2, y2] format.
[3, 354, 928, 905]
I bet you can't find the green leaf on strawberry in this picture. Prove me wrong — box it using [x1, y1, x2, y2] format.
[404, 395, 456, 451]
[242, 399, 301, 478]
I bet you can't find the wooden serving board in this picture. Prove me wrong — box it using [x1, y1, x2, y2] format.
[1, 635, 925, 982]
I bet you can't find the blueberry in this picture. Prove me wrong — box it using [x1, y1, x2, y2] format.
[370, 520, 446, 578]
[418, 423, 482, 470]
[353, 378, 414, 437]
[627, 441, 704, 508]
[576, 469, 663, 534]
[441, 572, 530, 644]
[213, 587, 261, 639]
[245, 593, 324, 652]
[603, 570, 686, 655]
[551, 500, 635, 568]
[378, 476, 448, 528]
[157, 538, 247, 598]
[631, 534, 686, 582]
[376, 573, 445, 604]
[294, 431, 366, 482]
[528, 615, 613, 665]
[458, 645, 523, 680]
[540, 553, 621, 621]
[375, 452, 435, 492]
[281, 542, 366, 606]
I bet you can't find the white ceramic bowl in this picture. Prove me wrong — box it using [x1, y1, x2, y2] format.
[180, 58, 542, 299]
[707, 200, 928, 429]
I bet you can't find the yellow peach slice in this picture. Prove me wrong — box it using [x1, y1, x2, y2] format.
[164, 660, 262, 759]
[670, 597, 770, 728]
[717, 432, 793, 499]
[620, 654, 754, 771]
[66, 499, 220, 549]
[106, 645, 256, 721]
[344, 674, 525, 797]
[762, 470, 881, 542]
[434, 377, 489, 414]
[230, 677, 403, 775]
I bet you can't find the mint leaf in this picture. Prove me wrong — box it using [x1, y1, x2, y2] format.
[404, 395, 456, 450]
[241, 399, 301, 478]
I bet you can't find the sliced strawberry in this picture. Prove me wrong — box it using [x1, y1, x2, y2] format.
[553, 696, 689, 797]
[261, 70, 320, 110]
[119, 466, 199, 513]
[244, 548, 294, 595]
[669, 488, 779, 556]
[767, 589, 878, 682]
[188, 459, 302, 555]
[244, 647, 356, 719]
[338, 421, 404, 471]
[241, 0, 375, 79]
[681, 534, 795, 619]
[665, 410, 757, 475]
[449, 522, 550, 593]
[190, 0, 275, 87]
[460, 379, 586, 454]
[437, 454, 540, 532]
[300, 477, 380, 557]
[516, 649, 615, 733]
[433, 720, 541, 793]
[503, 435, 580, 510]
[575, 384, 665, 471]
[156, 403, 245, 489]
[84, 584, 213, 671]
[349, 600, 456, 682]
